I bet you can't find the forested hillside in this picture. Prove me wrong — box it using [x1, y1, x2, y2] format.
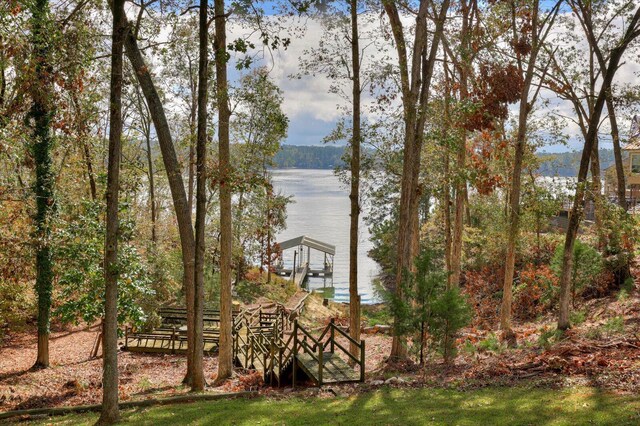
[272, 145, 346, 169]
[537, 149, 617, 177]
[273, 146, 618, 176]
[2, 0, 640, 424]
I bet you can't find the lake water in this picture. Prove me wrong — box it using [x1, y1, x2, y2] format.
[271, 169, 381, 304]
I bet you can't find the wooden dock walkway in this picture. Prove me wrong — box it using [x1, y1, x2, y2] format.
[275, 235, 335, 287]
[293, 262, 309, 287]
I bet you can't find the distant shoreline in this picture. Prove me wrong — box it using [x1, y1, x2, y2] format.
[273, 145, 618, 177]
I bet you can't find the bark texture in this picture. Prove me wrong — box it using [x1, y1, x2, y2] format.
[29, 0, 55, 371]
[348, 0, 362, 361]
[215, 0, 234, 382]
[191, 0, 208, 391]
[98, 0, 125, 423]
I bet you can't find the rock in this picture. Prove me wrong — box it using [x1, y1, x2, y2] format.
[376, 325, 392, 334]
[384, 377, 405, 385]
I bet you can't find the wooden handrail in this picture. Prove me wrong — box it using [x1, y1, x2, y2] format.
[330, 322, 363, 349]
[297, 324, 320, 346]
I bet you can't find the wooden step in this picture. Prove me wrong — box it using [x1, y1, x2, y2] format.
[296, 352, 360, 385]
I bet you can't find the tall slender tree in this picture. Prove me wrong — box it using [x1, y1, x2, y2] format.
[500, 0, 561, 343]
[215, 0, 234, 382]
[28, 0, 55, 370]
[98, 0, 126, 423]
[119, 11, 197, 384]
[348, 0, 362, 361]
[192, 0, 208, 391]
[557, 3, 640, 330]
[383, 0, 450, 360]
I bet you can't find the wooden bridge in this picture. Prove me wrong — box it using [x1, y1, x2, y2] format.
[123, 304, 365, 387]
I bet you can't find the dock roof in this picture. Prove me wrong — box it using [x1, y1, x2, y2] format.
[278, 235, 336, 255]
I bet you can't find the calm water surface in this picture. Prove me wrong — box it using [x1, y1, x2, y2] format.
[272, 169, 381, 304]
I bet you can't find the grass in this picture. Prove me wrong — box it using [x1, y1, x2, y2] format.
[362, 305, 392, 327]
[24, 386, 640, 425]
[476, 333, 504, 353]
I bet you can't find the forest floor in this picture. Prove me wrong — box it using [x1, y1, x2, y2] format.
[1, 284, 639, 415]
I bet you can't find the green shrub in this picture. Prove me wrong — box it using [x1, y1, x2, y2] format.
[551, 239, 603, 300]
[431, 286, 472, 360]
[477, 333, 503, 353]
[598, 203, 638, 288]
[389, 249, 471, 364]
[54, 201, 154, 331]
[602, 316, 624, 335]
[570, 310, 587, 325]
[364, 306, 392, 327]
[537, 328, 563, 350]
[618, 277, 635, 301]
[462, 340, 477, 356]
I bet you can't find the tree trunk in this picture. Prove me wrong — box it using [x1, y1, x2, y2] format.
[188, 77, 197, 215]
[607, 95, 626, 210]
[443, 58, 453, 283]
[558, 6, 640, 330]
[450, 140, 465, 289]
[348, 0, 361, 361]
[98, 1, 125, 423]
[384, 0, 449, 360]
[29, 0, 55, 371]
[71, 92, 97, 201]
[449, 1, 471, 289]
[191, 0, 208, 392]
[215, 0, 234, 383]
[145, 131, 157, 244]
[121, 16, 196, 383]
[590, 138, 605, 248]
[500, 0, 546, 343]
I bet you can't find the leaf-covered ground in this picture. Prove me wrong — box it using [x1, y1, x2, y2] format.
[1, 286, 639, 414]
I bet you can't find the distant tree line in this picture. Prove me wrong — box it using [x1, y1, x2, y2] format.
[272, 145, 617, 177]
[537, 149, 617, 177]
[272, 145, 346, 169]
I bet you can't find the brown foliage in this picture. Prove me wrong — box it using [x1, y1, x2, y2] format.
[464, 64, 524, 132]
[468, 130, 508, 195]
[462, 267, 503, 328]
[513, 264, 558, 320]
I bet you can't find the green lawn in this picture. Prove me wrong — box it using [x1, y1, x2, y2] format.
[26, 386, 640, 425]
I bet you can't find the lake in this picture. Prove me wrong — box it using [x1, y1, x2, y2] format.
[271, 169, 381, 304]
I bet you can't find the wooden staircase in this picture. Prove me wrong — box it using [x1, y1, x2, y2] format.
[233, 315, 365, 387]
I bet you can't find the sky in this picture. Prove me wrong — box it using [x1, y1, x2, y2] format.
[122, 3, 640, 153]
[224, 8, 640, 153]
